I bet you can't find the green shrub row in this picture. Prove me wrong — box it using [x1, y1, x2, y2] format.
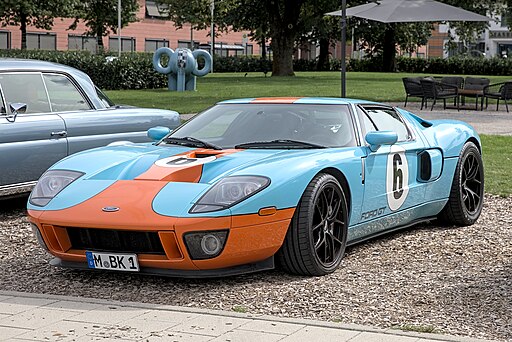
[2, 49, 511, 90]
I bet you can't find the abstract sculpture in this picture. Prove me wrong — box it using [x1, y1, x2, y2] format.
[153, 47, 212, 91]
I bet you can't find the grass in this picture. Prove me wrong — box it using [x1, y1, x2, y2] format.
[231, 305, 248, 313]
[394, 324, 440, 334]
[481, 135, 512, 197]
[106, 72, 512, 196]
[106, 71, 512, 114]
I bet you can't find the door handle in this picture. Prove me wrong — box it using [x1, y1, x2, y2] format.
[51, 130, 67, 137]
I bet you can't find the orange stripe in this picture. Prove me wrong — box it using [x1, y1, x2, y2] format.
[250, 97, 302, 104]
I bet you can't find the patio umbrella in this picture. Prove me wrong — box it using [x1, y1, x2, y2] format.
[326, 0, 490, 96]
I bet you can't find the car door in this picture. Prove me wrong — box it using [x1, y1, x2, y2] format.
[357, 105, 426, 224]
[42, 73, 153, 155]
[0, 72, 67, 188]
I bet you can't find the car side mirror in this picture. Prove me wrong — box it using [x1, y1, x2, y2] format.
[6, 103, 27, 123]
[365, 131, 398, 152]
[147, 126, 171, 141]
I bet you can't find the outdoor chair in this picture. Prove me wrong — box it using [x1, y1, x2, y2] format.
[419, 79, 459, 111]
[441, 76, 464, 89]
[483, 81, 512, 112]
[461, 77, 490, 110]
[402, 77, 424, 107]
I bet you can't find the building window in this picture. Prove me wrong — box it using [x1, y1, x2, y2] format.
[145, 38, 169, 52]
[109, 37, 136, 52]
[246, 44, 253, 55]
[145, 0, 169, 19]
[26, 32, 56, 50]
[68, 35, 97, 52]
[0, 31, 10, 49]
[177, 40, 200, 50]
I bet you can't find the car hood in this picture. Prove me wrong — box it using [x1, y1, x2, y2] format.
[30, 144, 336, 216]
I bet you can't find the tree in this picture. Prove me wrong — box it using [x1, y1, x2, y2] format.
[0, 0, 76, 49]
[69, 0, 139, 50]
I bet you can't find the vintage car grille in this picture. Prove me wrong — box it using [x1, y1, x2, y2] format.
[67, 228, 165, 255]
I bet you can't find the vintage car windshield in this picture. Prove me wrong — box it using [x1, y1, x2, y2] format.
[165, 104, 356, 149]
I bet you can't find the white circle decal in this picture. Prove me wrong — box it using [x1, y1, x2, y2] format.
[155, 155, 216, 168]
[386, 145, 409, 211]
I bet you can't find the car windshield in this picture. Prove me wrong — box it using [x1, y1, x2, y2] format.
[163, 103, 356, 149]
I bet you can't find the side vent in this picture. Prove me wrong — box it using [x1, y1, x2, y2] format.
[418, 151, 432, 181]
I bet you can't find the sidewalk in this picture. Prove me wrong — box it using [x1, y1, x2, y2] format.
[0, 291, 496, 342]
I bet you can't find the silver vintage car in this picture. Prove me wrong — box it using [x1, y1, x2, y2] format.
[0, 58, 180, 197]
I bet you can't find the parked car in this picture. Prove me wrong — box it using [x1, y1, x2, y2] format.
[27, 98, 484, 277]
[0, 58, 180, 197]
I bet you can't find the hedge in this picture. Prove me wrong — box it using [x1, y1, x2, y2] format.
[1, 49, 511, 90]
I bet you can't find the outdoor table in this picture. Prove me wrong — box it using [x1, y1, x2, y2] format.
[458, 89, 484, 110]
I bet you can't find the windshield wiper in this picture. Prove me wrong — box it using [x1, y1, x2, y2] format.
[235, 139, 326, 149]
[163, 136, 222, 150]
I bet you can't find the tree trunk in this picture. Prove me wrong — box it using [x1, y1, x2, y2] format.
[20, 13, 27, 50]
[96, 27, 104, 51]
[261, 34, 267, 60]
[382, 24, 396, 72]
[316, 38, 330, 71]
[271, 31, 295, 76]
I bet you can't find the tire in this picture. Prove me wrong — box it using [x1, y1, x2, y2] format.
[439, 141, 484, 226]
[277, 173, 348, 276]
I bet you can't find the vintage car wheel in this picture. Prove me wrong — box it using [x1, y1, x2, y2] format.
[439, 141, 484, 226]
[278, 173, 348, 276]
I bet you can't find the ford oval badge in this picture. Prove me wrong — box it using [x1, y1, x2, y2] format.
[102, 206, 119, 212]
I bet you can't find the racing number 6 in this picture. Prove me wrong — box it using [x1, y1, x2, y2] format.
[392, 154, 404, 199]
[386, 146, 409, 211]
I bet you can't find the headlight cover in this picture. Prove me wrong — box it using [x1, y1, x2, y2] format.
[29, 170, 84, 207]
[190, 176, 270, 213]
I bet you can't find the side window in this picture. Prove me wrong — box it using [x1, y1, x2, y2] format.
[95, 86, 115, 107]
[43, 74, 91, 112]
[357, 106, 377, 136]
[363, 107, 410, 141]
[0, 73, 51, 114]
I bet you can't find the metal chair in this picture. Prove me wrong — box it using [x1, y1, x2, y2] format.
[441, 76, 464, 89]
[402, 77, 424, 108]
[483, 81, 512, 112]
[420, 79, 459, 111]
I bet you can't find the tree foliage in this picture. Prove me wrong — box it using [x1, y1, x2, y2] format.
[0, 0, 76, 49]
[69, 0, 139, 49]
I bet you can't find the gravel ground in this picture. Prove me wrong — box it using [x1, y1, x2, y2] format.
[1, 195, 510, 341]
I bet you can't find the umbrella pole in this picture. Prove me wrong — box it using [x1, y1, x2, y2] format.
[341, 0, 347, 98]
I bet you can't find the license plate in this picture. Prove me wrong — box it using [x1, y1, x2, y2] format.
[85, 251, 139, 272]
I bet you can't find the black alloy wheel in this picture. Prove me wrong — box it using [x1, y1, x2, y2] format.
[278, 173, 348, 276]
[439, 141, 484, 226]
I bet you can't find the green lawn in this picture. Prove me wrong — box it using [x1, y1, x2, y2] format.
[481, 135, 512, 197]
[106, 71, 512, 114]
[106, 72, 512, 196]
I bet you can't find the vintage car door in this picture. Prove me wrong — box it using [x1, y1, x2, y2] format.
[41, 73, 157, 155]
[0, 72, 67, 190]
[357, 105, 427, 226]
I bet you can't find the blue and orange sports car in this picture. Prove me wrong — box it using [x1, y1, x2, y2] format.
[28, 98, 484, 277]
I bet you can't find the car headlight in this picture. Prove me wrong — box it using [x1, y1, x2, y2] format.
[29, 170, 84, 207]
[190, 176, 270, 213]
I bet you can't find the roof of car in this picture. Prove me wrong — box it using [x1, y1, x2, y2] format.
[0, 58, 83, 75]
[218, 97, 378, 105]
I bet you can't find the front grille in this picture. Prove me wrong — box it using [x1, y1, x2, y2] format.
[67, 228, 165, 255]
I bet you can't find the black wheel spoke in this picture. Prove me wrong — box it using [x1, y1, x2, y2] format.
[312, 221, 325, 232]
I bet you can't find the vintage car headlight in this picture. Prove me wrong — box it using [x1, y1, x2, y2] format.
[190, 176, 270, 213]
[29, 170, 84, 207]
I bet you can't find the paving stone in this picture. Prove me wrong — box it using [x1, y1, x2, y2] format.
[210, 329, 285, 342]
[169, 315, 249, 337]
[280, 326, 359, 342]
[0, 297, 56, 315]
[14, 320, 107, 342]
[349, 331, 421, 342]
[0, 295, 13, 302]
[238, 320, 304, 335]
[43, 300, 103, 312]
[137, 310, 199, 324]
[0, 326, 30, 341]
[66, 305, 148, 325]
[144, 331, 213, 342]
[0, 307, 80, 329]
